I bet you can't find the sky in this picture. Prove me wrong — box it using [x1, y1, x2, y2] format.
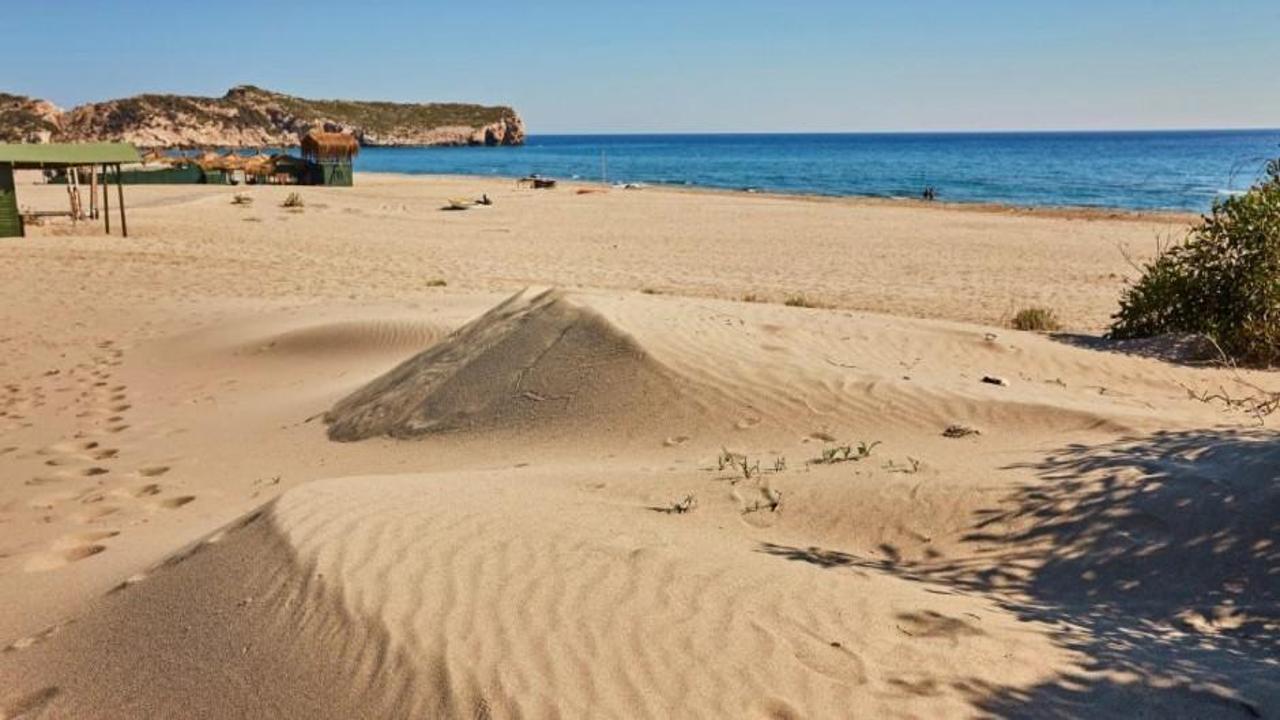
[7, 0, 1279, 134]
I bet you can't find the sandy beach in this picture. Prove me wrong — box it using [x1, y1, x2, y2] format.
[0, 175, 1275, 718]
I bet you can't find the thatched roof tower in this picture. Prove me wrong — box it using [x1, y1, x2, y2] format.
[301, 131, 359, 161]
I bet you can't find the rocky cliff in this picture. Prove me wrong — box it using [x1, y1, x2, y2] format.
[0, 94, 63, 143]
[1, 86, 524, 148]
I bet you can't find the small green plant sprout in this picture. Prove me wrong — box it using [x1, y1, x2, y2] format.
[281, 192, 305, 209]
[425, 278, 448, 287]
[884, 457, 922, 474]
[813, 440, 881, 465]
[717, 448, 778, 482]
[717, 447, 743, 471]
[231, 192, 253, 206]
[784, 294, 819, 308]
[1011, 307, 1061, 332]
[667, 494, 697, 514]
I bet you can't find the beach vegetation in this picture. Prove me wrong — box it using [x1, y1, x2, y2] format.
[1110, 159, 1280, 366]
[784, 294, 821, 308]
[812, 440, 881, 465]
[281, 192, 305, 209]
[1011, 307, 1061, 332]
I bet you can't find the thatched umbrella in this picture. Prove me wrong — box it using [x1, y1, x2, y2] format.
[195, 151, 222, 170]
[217, 151, 247, 172]
[242, 153, 273, 177]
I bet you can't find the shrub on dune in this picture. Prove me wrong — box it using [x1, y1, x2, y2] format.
[1110, 159, 1280, 367]
[1011, 307, 1061, 332]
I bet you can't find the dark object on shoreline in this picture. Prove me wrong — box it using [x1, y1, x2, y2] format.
[922, 186, 938, 201]
[478, 194, 492, 206]
[517, 175, 557, 189]
[981, 375, 1008, 387]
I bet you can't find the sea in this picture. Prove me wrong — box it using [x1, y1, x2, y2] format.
[351, 130, 1280, 213]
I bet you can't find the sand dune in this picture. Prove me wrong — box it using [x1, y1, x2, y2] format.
[0, 178, 1276, 718]
[326, 288, 700, 442]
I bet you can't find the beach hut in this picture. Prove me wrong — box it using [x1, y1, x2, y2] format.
[267, 153, 310, 185]
[300, 131, 358, 186]
[0, 142, 141, 238]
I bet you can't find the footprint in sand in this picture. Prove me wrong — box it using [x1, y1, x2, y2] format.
[81, 467, 110, 477]
[131, 483, 162, 498]
[73, 505, 121, 524]
[92, 448, 119, 460]
[23, 543, 108, 572]
[663, 435, 691, 447]
[786, 633, 867, 685]
[28, 492, 77, 510]
[158, 495, 196, 509]
[138, 466, 170, 477]
[735, 416, 763, 430]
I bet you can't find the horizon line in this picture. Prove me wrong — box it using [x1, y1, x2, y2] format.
[527, 127, 1280, 137]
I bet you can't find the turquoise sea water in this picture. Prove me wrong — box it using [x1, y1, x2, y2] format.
[352, 130, 1280, 212]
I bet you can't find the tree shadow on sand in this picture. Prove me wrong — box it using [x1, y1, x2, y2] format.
[761, 428, 1279, 718]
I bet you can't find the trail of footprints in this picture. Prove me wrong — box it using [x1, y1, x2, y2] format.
[4, 341, 198, 574]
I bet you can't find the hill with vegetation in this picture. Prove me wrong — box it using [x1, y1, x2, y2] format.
[0, 86, 524, 148]
[0, 93, 63, 143]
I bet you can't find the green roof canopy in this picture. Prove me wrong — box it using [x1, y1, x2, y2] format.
[0, 142, 141, 169]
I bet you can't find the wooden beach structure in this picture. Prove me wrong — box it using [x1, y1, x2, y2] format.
[300, 131, 358, 186]
[0, 142, 141, 238]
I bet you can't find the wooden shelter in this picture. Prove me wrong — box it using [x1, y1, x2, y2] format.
[0, 142, 141, 238]
[300, 131, 358, 186]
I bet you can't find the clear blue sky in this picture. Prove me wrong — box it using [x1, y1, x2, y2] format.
[8, 0, 1279, 133]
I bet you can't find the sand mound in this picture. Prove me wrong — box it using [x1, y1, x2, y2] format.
[0, 471, 1075, 719]
[326, 289, 694, 441]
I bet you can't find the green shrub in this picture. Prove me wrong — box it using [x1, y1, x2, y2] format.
[1011, 307, 1061, 332]
[1110, 160, 1280, 366]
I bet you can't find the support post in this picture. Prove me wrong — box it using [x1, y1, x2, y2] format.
[116, 165, 127, 238]
[103, 164, 110, 234]
[89, 164, 98, 219]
